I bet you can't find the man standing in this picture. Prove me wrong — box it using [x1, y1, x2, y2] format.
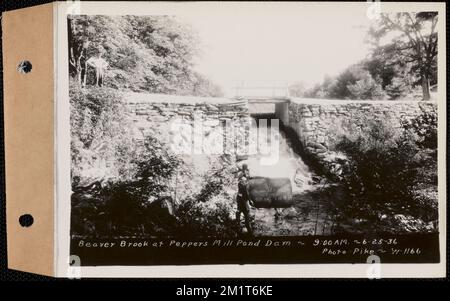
[236, 164, 253, 235]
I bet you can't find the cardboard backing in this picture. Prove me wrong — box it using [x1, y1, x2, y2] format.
[3, 3, 54, 276]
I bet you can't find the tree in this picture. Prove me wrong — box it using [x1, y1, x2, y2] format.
[323, 64, 385, 100]
[68, 15, 222, 96]
[68, 15, 130, 87]
[328, 65, 365, 99]
[384, 67, 414, 99]
[189, 72, 224, 97]
[288, 81, 307, 97]
[302, 63, 387, 100]
[368, 12, 438, 100]
[303, 75, 335, 99]
[347, 71, 386, 100]
[68, 16, 90, 85]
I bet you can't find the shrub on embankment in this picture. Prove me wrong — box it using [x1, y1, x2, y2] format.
[70, 83, 238, 237]
[330, 112, 438, 233]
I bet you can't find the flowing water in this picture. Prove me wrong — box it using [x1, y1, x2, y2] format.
[239, 114, 336, 236]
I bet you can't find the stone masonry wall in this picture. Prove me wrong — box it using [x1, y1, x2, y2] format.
[124, 93, 252, 202]
[288, 98, 438, 175]
[125, 93, 251, 159]
[124, 92, 438, 179]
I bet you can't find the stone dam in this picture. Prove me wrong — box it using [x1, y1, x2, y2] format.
[124, 92, 437, 180]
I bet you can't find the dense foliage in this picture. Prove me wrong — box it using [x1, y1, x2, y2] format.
[289, 12, 438, 100]
[68, 14, 237, 237]
[68, 15, 223, 96]
[69, 12, 439, 237]
[70, 83, 237, 237]
[402, 108, 438, 150]
[331, 113, 438, 232]
[70, 80, 134, 181]
[71, 133, 185, 236]
[368, 12, 438, 100]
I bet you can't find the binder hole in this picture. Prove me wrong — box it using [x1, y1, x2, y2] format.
[19, 214, 34, 227]
[17, 60, 32, 74]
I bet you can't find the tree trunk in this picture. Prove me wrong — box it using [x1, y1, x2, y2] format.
[421, 74, 431, 100]
[83, 60, 87, 87]
[76, 59, 82, 85]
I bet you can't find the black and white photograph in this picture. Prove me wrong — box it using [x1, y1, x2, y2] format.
[66, 2, 443, 268]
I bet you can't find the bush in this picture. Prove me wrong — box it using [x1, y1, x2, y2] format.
[346, 72, 387, 100]
[402, 109, 438, 150]
[173, 157, 239, 237]
[70, 81, 237, 237]
[71, 134, 184, 236]
[175, 197, 236, 238]
[70, 80, 127, 149]
[70, 81, 187, 236]
[70, 81, 133, 180]
[72, 154, 238, 237]
[333, 118, 438, 231]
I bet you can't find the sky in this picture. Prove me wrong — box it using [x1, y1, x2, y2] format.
[178, 3, 376, 97]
